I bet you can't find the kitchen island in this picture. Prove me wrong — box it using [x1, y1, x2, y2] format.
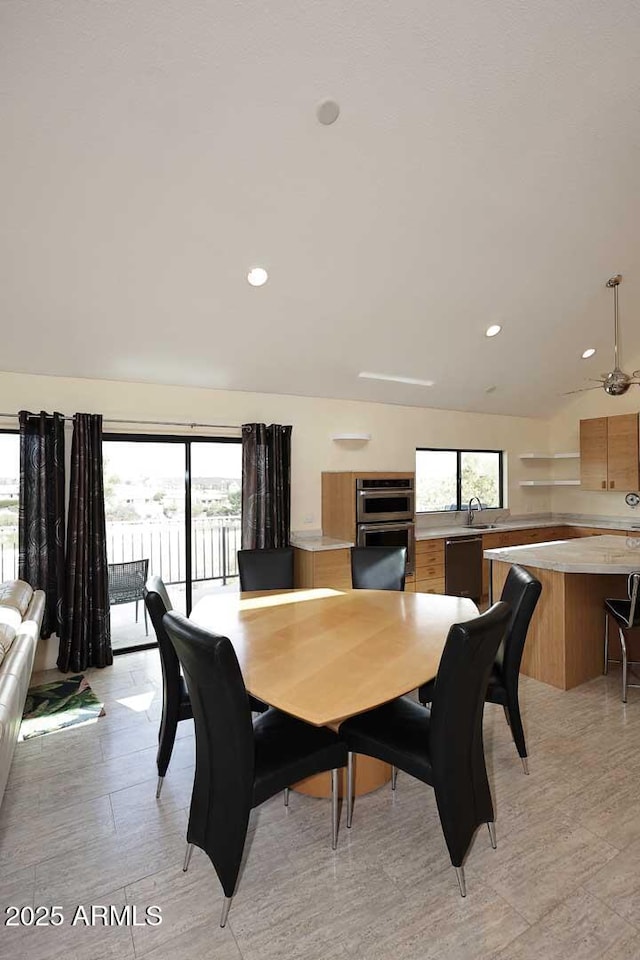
[485, 535, 640, 690]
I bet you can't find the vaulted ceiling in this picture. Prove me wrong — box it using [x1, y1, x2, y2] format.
[2, 0, 639, 417]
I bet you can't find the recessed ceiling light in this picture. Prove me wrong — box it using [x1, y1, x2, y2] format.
[485, 324, 502, 338]
[358, 371, 435, 387]
[581, 347, 596, 359]
[317, 100, 340, 125]
[247, 267, 268, 287]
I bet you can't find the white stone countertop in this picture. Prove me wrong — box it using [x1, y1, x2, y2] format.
[484, 534, 640, 574]
[290, 534, 353, 552]
[416, 516, 640, 541]
[291, 515, 640, 551]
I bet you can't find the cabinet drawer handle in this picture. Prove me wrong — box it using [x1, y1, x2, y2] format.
[602, 480, 606, 489]
[610, 481, 615, 489]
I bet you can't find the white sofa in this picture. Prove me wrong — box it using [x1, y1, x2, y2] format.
[0, 580, 45, 807]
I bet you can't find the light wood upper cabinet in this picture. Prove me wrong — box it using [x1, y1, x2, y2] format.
[580, 418, 608, 490]
[580, 414, 639, 491]
[607, 413, 640, 490]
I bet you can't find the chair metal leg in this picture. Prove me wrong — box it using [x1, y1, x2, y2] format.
[521, 756, 529, 775]
[331, 768, 339, 850]
[283, 787, 289, 807]
[183, 843, 193, 872]
[454, 866, 466, 897]
[619, 627, 628, 703]
[391, 765, 398, 791]
[220, 896, 233, 928]
[144, 603, 149, 636]
[487, 821, 497, 849]
[604, 612, 609, 674]
[135, 599, 139, 623]
[346, 752, 354, 828]
[156, 776, 164, 799]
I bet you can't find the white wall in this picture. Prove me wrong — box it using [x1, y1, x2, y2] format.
[0, 370, 552, 533]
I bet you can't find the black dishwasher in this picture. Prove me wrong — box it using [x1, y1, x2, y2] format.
[444, 536, 483, 602]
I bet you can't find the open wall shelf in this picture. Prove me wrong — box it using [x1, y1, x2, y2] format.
[519, 453, 580, 460]
[519, 480, 581, 486]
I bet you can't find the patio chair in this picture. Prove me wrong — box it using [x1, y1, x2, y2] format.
[107, 559, 149, 635]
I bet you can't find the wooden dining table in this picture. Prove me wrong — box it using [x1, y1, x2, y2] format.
[190, 587, 478, 797]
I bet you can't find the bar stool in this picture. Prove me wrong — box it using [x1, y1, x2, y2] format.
[604, 571, 640, 703]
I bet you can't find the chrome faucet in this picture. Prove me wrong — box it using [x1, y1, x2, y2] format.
[467, 497, 482, 526]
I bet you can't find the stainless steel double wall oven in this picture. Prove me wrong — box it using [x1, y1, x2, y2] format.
[355, 477, 415, 574]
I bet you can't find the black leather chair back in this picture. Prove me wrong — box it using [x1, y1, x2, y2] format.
[163, 610, 255, 899]
[144, 575, 181, 713]
[237, 547, 294, 591]
[496, 565, 542, 690]
[350, 546, 407, 591]
[429, 600, 511, 866]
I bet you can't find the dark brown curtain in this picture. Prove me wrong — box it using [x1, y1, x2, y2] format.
[58, 413, 112, 672]
[241, 423, 292, 549]
[18, 411, 66, 639]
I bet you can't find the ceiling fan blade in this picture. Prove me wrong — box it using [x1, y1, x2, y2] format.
[563, 385, 604, 395]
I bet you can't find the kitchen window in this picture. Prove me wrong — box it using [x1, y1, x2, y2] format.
[415, 448, 504, 513]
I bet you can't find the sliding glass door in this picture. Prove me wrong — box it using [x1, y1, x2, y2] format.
[103, 435, 241, 652]
[190, 441, 242, 607]
[0, 431, 19, 583]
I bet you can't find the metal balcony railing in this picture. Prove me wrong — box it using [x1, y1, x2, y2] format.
[0, 516, 243, 588]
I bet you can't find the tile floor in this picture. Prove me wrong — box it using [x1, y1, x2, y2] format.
[1, 653, 640, 960]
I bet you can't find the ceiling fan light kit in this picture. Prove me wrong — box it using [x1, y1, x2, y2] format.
[566, 274, 640, 396]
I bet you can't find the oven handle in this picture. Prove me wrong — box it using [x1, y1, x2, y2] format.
[357, 488, 415, 499]
[357, 521, 415, 533]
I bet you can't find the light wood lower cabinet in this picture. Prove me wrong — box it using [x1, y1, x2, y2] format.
[414, 539, 445, 595]
[295, 524, 634, 597]
[414, 577, 446, 595]
[293, 547, 351, 590]
[567, 526, 628, 538]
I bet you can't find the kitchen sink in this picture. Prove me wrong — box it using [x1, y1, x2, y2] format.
[468, 524, 499, 529]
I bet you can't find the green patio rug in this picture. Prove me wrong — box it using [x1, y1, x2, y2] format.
[20, 674, 106, 740]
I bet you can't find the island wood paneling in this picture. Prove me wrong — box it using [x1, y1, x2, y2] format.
[491, 559, 628, 690]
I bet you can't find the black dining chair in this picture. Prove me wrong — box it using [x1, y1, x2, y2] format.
[604, 570, 640, 702]
[144, 576, 268, 798]
[162, 610, 348, 927]
[237, 547, 295, 591]
[341, 601, 512, 897]
[350, 546, 407, 591]
[419, 564, 542, 774]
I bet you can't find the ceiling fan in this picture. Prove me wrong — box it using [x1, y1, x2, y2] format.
[566, 274, 640, 396]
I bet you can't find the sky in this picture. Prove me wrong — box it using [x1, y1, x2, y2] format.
[103, 439, 242, 481]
